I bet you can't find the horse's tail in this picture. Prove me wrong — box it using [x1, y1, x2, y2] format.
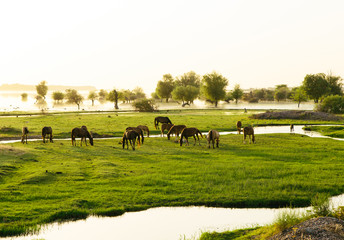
[154, 118, 158, 129]
[180, 131, 184, 146]
[198, 129, 203, 138]
[122, 133, 126, 149]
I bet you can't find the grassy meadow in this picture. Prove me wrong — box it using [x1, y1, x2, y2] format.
[0, 110, 344, 237]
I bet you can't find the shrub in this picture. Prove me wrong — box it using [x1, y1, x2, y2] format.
[316, 95, 344, 114]
[132, 99, 156, 112]
[273, 208, 305, 231]
[311, 193, 331, 216]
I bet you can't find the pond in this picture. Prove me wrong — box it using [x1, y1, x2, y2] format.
[2, 125, 344, 240]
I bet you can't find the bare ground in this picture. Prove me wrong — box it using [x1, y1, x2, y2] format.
[251, 110, 342, 121]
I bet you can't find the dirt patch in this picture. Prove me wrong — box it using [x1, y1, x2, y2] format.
[269, 217, 344, 240]
[251, 110, 342, 121]
[0, 145, 26, 156]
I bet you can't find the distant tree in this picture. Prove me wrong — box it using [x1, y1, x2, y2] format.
[155, 74, 175, 102]
[316, 95, 344, 114]
[291, 87, 308, 108]
[65, 89, 83, 110]
[172, 85, 199, 105]
[151, 92, 162, 101]
[326, 73, 343, 96]
[107, 89, 119, 109]
[231, 84, 244, 104]
[52, 91, 64, 103]
[243, 91, 259, 103]
[36, 81, 48, 99]
[253, 89, 266, 101]
[120, 89, 136, 103]
[21, 93, 28, 102]
[201, 72, 228, 107]
[133, 87, 146, 100]
[175, 71, 201, 88]
[98, 89, 108, 103]
[302, 73, 329, 103]
[88, 91, 98, 106]
[132, 99, 155, 112]
[224, 91, 233, 103]
[274, 85, 289, 102]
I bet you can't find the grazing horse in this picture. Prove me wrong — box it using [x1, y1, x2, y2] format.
[207, 129, 220, 148]
[122, 130, 140, 150]
[290, 124, 294, 134]
[154, 116, 172, 129]
[21, 127, 29, 144]
[243, 126, 255, 144]
[71, 127, 94, 146]
[137, 125, 150, 137]
[126, 127, 144, 144]
[236, 121, 242, 134]
[42, 126, 53, 143]
[160, 123, 174, 137]
[180, 127, 203, 146]
[167, 125, 186, 140]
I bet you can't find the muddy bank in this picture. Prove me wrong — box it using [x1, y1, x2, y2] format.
[251, 110, 342, 121]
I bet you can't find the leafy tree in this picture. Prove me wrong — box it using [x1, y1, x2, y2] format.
[21, 93, 28, 102]
[88, 91, 98, 106]
[107, 89, 119, 109]
[291, 87, 308, 108]
[132, 99, 155, 112]
[224, 91, 233, 103]
[52, 91, 64, 103]
[155, 74, 175, 102]
[120, 89, 136, 103]
[302, 73, 329, 103]
[36, 81, 48, 99]
[98, 89, 108, 103]
[171, 85, 199, 105]
[231, 84, 244, 104]
[326, 73, 343, 96]
[274, 85, 289, 102]
[132, 87, 146, 100]
[151, 92, 162, 101]
[316, 95, 344, 114]
[175, 71, 201, 88]
[65, 89, 83, 110]
[243, 91, 259, 103]
[201, 72, 228, 107]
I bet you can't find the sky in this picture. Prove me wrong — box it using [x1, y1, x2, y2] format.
[1, 0, 344, 95]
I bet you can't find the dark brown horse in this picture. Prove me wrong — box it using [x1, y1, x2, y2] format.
[21, 127, 29, 144]
[126, 127, 144, 144]
[154, 116, 172, 129]
[167, 125, 186, 140]
[290, 124, 294, 134]
[71, 127, 94, 146]
[122, 130, 140, 150]
[180, 127, 203, 146]
[236, 121, 242, 134]
[160, 123, 174, 137]
[137, 125, 150, 137]
[207, 129, 220, 148]
[243, 126, 255, 144]
[42, 126, 53, 143]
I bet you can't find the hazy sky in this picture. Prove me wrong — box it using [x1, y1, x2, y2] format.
[1, 0, 344, 94]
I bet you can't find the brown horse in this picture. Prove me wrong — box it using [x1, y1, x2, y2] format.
[122, 130, 140, 150]
[243, 126, 255, 144]
[154, 116, 172, 129]
[207, 129, 220, 148]
[137, 125, 150, 137]
[71, 127, 94, 146]
[21, 127, 29, 144]
[42, 126, 53, 143]
[180, 127, 203, 146]
[160, 123, 174, 137]
[167, 125, 186, 140]
[290, 124, 294, 134]
[236, 121, 242, 134]
[126, 127, 144, 144]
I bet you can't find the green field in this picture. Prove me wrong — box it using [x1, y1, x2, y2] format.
[1, 110, 344, 237]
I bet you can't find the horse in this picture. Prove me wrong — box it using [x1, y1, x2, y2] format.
[207, 130, 220, 148]
[160, 123, 174, 137]
[122, 130, 140, 150]
[137, 125, 150, 137]
[71, 127, 94, 146]
[154, 116, 172, 129]
[236, 121, 242, 134]
[21, 127, 29, 144]
[126, 127, 144, 144]
[180, 127, 203, 146]
[290, 124, 294, 134]
[42, 126, 53, 143]
[167, 125, 186, 140]
[243, 126, 255, 144]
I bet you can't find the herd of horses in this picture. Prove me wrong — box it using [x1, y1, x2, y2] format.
[20, 116, 285, 150]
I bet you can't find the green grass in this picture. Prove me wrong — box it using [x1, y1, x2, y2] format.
[304, 125, 344, 138]
[1, 110, 344, 237]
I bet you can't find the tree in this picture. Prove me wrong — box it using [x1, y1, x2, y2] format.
[172, 85, 199, 105]
[231, 84, 244, 104]
[88, 91, 98, 106]
[21, 93, 28, 102]
[224, 91, 233, 103]
[98, 89, 108, 103]
[316, 95, 344, 114]
[326, 73, 343, 96]
[65, 89, 83, 110]
[201, 72, 228, 107]
[36, 81, 48, 99]
[52, 91, 64, 103]
[175, 71, 201, 88]
[132, 87, 146, 100]
[107, 89, 119, 109]
[274, 85, 289, 102]
[155, 74, 175, 102]
[302, 73, 329, 103]
[291, 87, 308, 108]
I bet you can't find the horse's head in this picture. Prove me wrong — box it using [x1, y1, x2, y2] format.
[89, 131, 94, 146]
